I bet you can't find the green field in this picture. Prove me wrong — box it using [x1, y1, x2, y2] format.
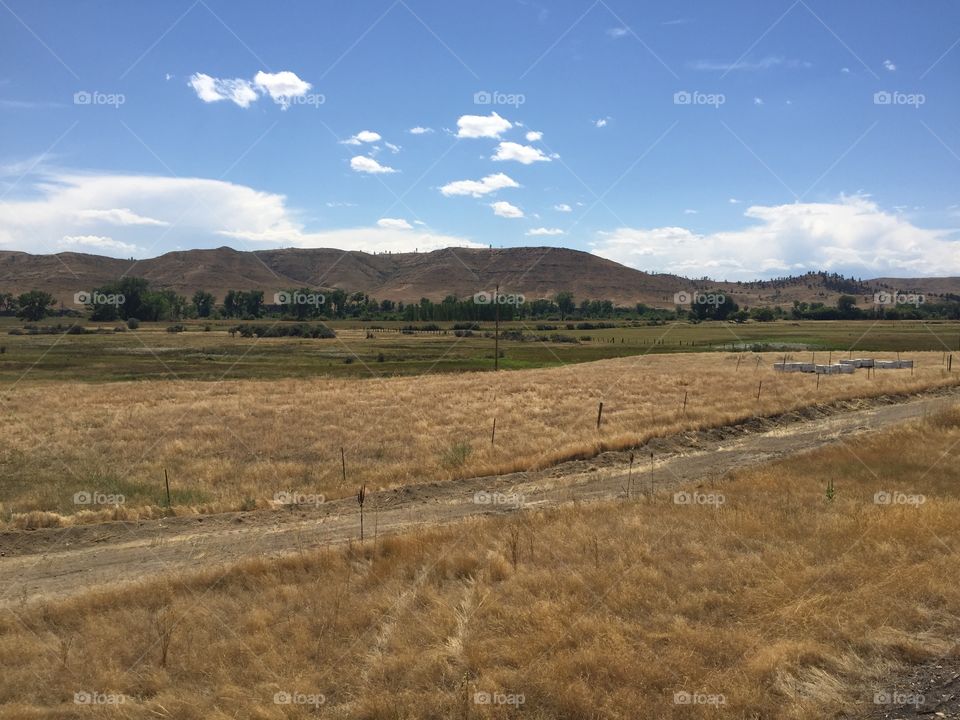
[2, 317, 959, 383]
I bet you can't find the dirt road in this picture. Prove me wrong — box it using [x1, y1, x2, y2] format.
[2, 388, 957, 608]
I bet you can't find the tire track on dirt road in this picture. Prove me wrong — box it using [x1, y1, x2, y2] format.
[2, 388, 957, 607]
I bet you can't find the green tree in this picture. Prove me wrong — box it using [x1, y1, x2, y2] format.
[556, 292, 575, 320]
[192, 290, 215, 318]
[16, 290, 55, 321]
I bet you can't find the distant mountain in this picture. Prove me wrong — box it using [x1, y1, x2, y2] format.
[2, 246, 959, 309]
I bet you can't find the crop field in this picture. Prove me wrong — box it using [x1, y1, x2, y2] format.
[3, 347, 957, 526]
[4, 404, 960, 719]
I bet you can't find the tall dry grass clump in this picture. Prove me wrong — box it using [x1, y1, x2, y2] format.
[2, 407, 960, 718]
[2, 351, 956, 522]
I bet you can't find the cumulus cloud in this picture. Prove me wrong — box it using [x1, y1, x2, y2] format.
[0, 171, 477, 256]
[594, 117, 610, 128]
[188, 70, 312, 109]
[492, 141, 550, 165]
[409, 126, 433, 134]
[440, 173, 518, 198]
[342, 130, 382, 145]
[188, 73, 258, 108]
[456, 112, 512, 139]
[490, 201, 524, 219]
[526, 227, 564, 236]
[590, 195, 960, 279]
[554, 203, 572, 212]
[525, 130, 543, 141]
[253, 70, 311, 108]
[883, 59, 897, 71]
[350, 156, 397, 174]
[377, 217, 413, 230]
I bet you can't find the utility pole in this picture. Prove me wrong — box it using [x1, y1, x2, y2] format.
[494, 282, 500, 371]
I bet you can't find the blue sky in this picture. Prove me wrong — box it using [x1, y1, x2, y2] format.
[1, 0, 958, 279]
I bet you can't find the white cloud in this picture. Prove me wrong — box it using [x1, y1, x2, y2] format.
[606, 27, 630, 38]
[754, 97, 764, 105]
[377, 217, 413, 230]
[440, 173, 519, 198]
[456, 112, 512, 138]
[594, 117, 610, 128]
[729, 198, 741, 204]
[590, 195, 960, 279]
[490, 201, 524, 219]
[883, 59, 897, 72]
[342, 130, 382, 145]
[78, 208, 169, 226]
[492, 141, 550, 165]
[526, 227, 564, 236]
[385, 142, 401, 153]
[554, 203, 572, 212]
[409, 126, 433, 134]
[689, 56, 811, 72]
[683, 208, 698, 215]
[60, 235, 139, 254]
[253, 70, 311, 108]
[0, 171, 479, 257]
[188, 70, 312, 109]
[525, 130, 543, 142]
[350, 156, 397, 174]
[841, 67, 851, 73]
[188, 73, 258, 108]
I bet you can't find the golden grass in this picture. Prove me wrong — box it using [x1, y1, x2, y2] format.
[2, 351, 956, 524]
[3, 406, 960, 718]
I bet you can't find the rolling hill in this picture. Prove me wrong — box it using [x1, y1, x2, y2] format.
[1, 246, 958, 309]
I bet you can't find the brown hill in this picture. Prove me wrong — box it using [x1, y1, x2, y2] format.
[1, 246, 959, 309]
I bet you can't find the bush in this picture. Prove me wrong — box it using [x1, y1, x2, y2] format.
[441, 441, 472, 468]
[453, 329, 474, 337]
[126, 318, 140, 330]
[166, 324, 186, 333]
[233, 323, 336, 339]
[452, 322, 480, 331]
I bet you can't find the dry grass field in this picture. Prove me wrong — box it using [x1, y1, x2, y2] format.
[2, 405, 959, 719]
[4, 351, 957, 527]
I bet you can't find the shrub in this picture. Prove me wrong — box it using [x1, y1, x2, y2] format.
[441, 441, 472, 468]
[166, 324, 186, 333]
